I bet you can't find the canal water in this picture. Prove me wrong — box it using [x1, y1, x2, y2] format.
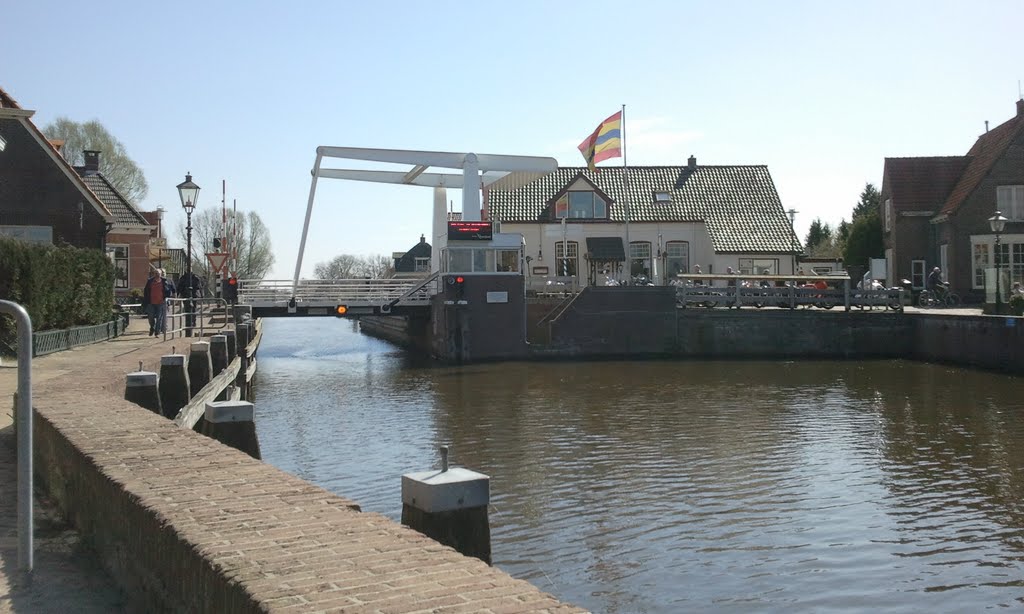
[254, 318, 1024, 613]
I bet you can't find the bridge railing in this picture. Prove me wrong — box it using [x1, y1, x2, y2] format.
[238, 278, 429, 304]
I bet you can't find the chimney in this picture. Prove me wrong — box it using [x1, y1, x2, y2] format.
[83, 150, 100, 173]
[420, 234, 425, 244]
[687, 155, 697, 170]
[1017, 98, 1024, 117]
[985, 120, 989, 133]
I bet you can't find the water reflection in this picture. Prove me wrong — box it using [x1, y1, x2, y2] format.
[255, 319, 1024, 613]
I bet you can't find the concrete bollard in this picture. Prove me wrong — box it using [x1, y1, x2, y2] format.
[201, 400, 261, 459]
[158, 354, 191, 420]
[125, 371, 161, 415]
[188, 341, 213, 398]
[223, 329, 237, 364]
[209, 335, 228, 377]
[401, 446, 491, 564]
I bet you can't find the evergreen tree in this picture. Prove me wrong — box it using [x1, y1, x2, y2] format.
[852, 183, 881, 221]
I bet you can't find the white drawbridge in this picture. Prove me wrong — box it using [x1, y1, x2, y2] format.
[247, 147, 557, 316]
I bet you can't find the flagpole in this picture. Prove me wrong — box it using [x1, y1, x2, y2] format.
[622, 103, 631, 284]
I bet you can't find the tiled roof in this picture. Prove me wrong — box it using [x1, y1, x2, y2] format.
[77, 172, 150, 227]
[0, 86, 21, 109]
[941, 108, 1024, 215]
[883, 156, 969, 209]
[487, 165, 799, 253]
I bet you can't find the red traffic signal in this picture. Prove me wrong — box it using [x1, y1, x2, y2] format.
[455, 276, 465, 284]
[228, 277, 237, 285]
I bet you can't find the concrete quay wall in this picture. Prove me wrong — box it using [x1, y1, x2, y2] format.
[31, 340, 582, 613]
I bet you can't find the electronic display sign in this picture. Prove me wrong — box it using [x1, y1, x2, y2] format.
[447, 221, 493, 241]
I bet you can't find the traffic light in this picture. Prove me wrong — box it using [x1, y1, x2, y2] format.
[334, 305, 348, 317]
[454, 275, 466, 301]
[222, 276, 238, 304]
[213, 237, 221, 249]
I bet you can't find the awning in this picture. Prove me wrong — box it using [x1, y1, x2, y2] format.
[586, 237, 625, 261]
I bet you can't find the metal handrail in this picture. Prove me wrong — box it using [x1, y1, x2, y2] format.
[0, 300, 33, 572]
[164, 297, 232, 340]
[237, 278, 429, 304]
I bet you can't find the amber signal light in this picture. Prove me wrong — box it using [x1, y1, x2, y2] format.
[335, 305, 348, 316]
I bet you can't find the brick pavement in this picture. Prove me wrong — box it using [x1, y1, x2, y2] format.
[1, 316, 585, 613]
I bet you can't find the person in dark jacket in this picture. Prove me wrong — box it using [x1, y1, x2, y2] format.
[143, 268, 175, 336]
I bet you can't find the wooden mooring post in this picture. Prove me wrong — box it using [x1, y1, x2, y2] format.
[124, 366, 161, 415]
[201, 400, 261, 459]
[158, 352, 190, 419]
[401, 446, 491, 564]
[187, 341, 212, 398]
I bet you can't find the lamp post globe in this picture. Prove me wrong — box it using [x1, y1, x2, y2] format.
[177, 173, 200, 335]
[988, 210, 1007, 314]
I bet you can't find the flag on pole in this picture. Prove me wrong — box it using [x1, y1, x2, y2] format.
[577, 111, 623, 171]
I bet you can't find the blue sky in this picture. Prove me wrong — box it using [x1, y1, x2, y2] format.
[3, 0, 1022, 278]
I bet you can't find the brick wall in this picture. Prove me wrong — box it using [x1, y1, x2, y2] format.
[32, 341, 583, 613]
[0, 118, 108, 249]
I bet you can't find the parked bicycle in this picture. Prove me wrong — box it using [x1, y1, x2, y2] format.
[917, 283, 960, 308]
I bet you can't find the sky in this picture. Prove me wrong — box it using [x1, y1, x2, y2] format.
[3, 0, 1022, 278]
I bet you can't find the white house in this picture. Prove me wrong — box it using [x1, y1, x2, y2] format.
[486, 156, 800, 286]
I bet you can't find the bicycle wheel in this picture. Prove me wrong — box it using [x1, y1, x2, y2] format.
[945, 293, 961, 307]
[917, 291, 932, 308]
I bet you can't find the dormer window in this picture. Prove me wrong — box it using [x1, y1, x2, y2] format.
[653, 191, 671, 203]
[555, 190, 608, 219]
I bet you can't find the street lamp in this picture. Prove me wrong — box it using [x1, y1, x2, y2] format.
[989, 210, 1007, 314]
[177, 173, 200, 336]
[787, 209, 798, 273]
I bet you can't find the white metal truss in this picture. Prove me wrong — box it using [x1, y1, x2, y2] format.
[293, 147, 557, 295]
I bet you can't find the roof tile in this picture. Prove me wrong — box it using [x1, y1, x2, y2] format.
[487, 165, 798, 253]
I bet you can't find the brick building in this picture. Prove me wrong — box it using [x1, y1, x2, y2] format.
[74, 150, 156, 297]
[883, 98, 1024, 301]
[0, 86, 112, 248]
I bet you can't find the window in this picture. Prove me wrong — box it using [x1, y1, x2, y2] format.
[997, 185, 1024, 221]
[414, 257, 430, 272]
[884, 198, 893, 232]
[653, 192, 672, 203]
[555, 191, 608, 219]
[665, 241, 689, 277]
[973, 243, 989, 289]
[738, 258, 778, 275]
[630, 241, 652, 278]
[911, 260, 925, 289]
[498, 250, 519, 273]
[108, 245, 128, 289]
[555, 241, 578, 277]
[1013, 243, 1024, 287]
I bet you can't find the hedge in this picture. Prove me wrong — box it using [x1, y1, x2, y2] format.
[0, 237, 115, 346]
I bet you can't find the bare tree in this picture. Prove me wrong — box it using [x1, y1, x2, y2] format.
[314, 255, 361, 279]
[178, 208, 275, 289]
[43, 117, 149, 203]
[314, 254, 395, 279]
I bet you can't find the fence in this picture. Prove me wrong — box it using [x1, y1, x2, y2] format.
[31, 319, 126, 357]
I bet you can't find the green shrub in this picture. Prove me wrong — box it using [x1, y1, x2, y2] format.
[0, 237, 115, 344]
[1009, 293, 1024, 316]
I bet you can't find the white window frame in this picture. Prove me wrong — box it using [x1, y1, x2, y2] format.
[972, 242, 990, 289]
[664, 241, 689, 277]
[555, 240, 578, 277]
[414, 257, 430, 272]
[911, 259, 926, 289]
[108, 244, 129, 289]
[629, 241, 652, 278]
[997, 185, 1024, 221]
[738, 258, 779, 275]
[653, 191, 672, 203]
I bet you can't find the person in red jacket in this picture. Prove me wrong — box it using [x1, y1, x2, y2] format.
[142, 269, 175, 336]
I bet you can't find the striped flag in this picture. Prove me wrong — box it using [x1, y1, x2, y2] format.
[577, 111, 622, 171]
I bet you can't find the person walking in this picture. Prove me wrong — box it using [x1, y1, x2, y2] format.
[143, 268, 175, 336]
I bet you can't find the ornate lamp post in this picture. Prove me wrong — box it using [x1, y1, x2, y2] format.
[177, 173, 200, 336]
[989, 210, 1007, 314]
